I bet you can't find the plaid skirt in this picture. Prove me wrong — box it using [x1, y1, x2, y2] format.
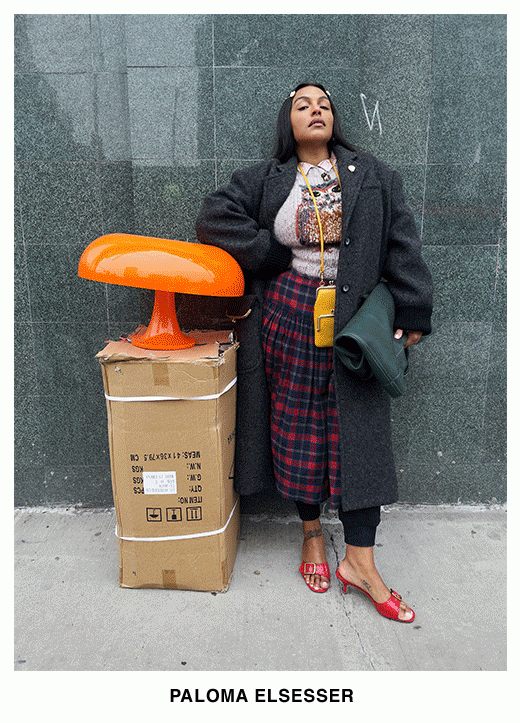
[261, 269, 342, 508]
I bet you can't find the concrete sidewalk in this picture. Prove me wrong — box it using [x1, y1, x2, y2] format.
[14, 504, 506, 672]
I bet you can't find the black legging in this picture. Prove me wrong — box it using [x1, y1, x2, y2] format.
[295, 501, 380, 547]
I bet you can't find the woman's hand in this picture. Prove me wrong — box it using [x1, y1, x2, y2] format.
[394, 329, 423, 348]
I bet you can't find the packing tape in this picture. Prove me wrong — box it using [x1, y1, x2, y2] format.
[105, 376, 237, 402]
[152, 362, 170, 387]
[115, 498, 239, 542]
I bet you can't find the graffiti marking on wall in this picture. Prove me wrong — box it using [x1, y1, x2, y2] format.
[360, 93, 383, 135]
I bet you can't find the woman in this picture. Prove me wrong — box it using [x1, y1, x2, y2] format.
[196, 83, 433, 622]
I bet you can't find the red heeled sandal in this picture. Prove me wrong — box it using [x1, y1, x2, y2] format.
[335, 569, 415, 622]
[299, 562, 330, 593]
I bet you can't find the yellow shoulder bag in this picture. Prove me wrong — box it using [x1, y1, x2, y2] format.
[298, 162, 341, 347]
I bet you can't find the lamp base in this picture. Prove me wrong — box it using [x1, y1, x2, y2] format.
[130, 290, 195, 350]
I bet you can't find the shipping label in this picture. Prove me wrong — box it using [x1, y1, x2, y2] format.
[143, 470, 177, 495]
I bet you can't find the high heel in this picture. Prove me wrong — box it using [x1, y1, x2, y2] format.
[335, 569, 415, 623]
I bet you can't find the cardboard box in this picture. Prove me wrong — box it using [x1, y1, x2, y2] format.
[97, 330, 240, 591]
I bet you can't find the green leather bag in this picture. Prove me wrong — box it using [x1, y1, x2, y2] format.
[334, 282, 412, 398]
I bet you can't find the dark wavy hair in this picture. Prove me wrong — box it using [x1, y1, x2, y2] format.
[272, 82, 356, 162]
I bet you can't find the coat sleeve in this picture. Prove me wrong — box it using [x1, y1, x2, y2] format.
[382, 171, 434, 335]
[195, 161, 292, 279]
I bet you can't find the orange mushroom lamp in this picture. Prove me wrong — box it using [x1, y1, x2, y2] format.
[78, 233, 245, 351]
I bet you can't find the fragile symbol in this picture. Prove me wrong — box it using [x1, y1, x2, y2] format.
[166, 507, 182, 522]
[146, 507, 162, 522]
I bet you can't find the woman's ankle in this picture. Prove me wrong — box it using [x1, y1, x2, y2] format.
[302, 522, 327, 558]
[343, 544, 376, 573]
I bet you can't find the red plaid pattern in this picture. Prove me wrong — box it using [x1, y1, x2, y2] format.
[261, 270, 342, 508]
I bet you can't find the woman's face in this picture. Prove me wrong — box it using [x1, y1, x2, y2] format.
[290, 86, 334, 148]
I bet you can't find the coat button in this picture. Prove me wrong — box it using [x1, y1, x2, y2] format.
[344, 237, 351, 246]
[341, 284, 350, 293]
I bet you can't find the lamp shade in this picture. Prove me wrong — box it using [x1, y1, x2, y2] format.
[78, 233, 245, 350]
[78, 233, 244, 296]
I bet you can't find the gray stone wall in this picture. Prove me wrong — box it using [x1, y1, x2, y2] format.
[14, 14, 506, 507]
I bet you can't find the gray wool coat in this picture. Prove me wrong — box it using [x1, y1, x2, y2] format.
[195, 144, 433, 511]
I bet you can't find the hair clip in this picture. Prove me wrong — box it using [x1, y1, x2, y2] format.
[288, 88, 331, 98]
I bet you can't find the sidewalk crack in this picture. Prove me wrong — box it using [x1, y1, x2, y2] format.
[328, 528, 376, 671]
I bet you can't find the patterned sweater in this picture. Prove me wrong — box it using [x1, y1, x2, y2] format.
[274, 154, 342, 279]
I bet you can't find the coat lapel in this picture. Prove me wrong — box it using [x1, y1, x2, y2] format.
[333, 145, 366, 238]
